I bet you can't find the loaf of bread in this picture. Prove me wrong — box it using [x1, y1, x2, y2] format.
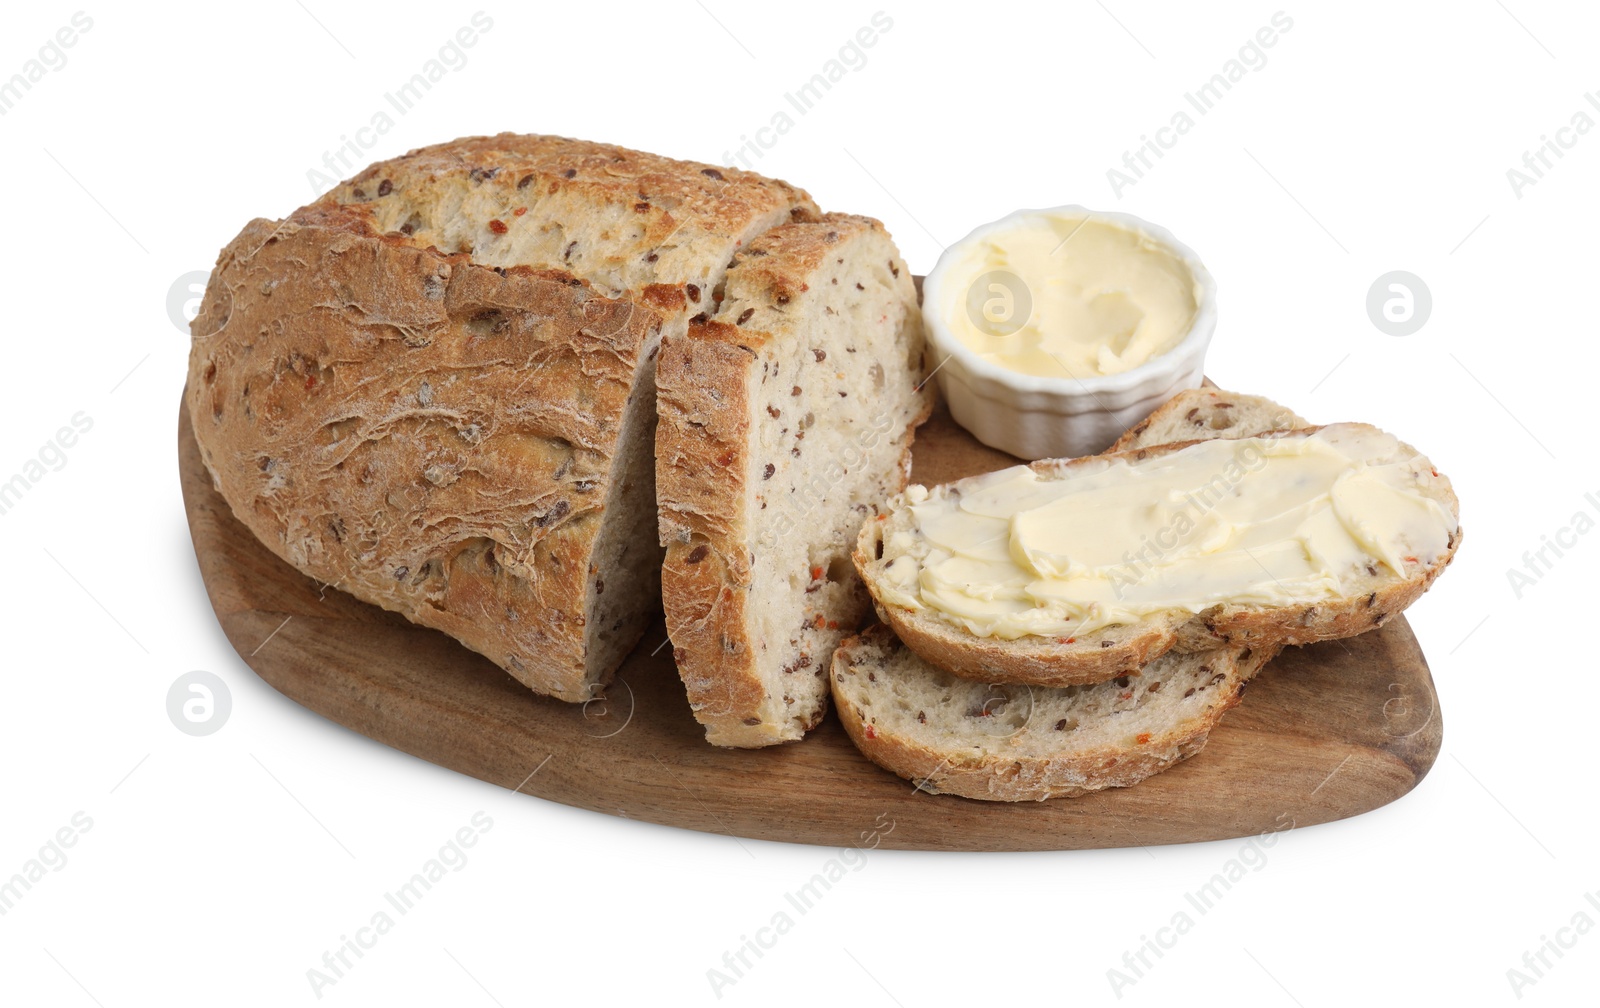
[831, 626, 1277, 800]
[656, 214, 931, 747]
[855, 423, 1462, 687]
[187, 134, 818, 702]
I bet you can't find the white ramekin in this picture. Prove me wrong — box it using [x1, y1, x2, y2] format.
[921, 206, 1217, 460]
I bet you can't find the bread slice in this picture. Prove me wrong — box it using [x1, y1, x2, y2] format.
[656, 214, 932, 747]
[831, 626, 1278, 800]
[188, 134, 818, 702]
[855, 423, 1461, 687]
[1111, 388, 1306, 452]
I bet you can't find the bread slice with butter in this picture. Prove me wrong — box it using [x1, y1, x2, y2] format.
[831, 625, 1278, 801]
[656, 214, 932, 747]
[855, 422, 1461, 687]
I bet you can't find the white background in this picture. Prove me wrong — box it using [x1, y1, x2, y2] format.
[2, 1, 1595, 1004]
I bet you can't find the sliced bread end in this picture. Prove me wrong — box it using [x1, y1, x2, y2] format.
[1112, 388, 1306, 453]
[831, 626, 1277, 801]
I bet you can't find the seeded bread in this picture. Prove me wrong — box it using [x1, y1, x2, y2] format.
[187, 134, 818, 701]
[855, 423, 1462, 687]
[657, 214, 932, 747]
[831, 626, 1278, 801]
[1111, 388, 1306, 452]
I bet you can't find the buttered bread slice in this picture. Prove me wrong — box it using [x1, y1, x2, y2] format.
[657, 214, 931, 747]
[856, 423, 1461, 686]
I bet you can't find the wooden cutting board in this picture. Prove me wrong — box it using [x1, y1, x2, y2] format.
[179, 399, 1443, 852]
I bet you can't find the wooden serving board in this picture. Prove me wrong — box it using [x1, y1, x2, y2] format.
[179, 399, 1443, 852]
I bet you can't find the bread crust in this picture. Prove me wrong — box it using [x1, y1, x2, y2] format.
[187, 216, 662, 701]
[656, 323, 768, 741]
[855, 425, 1461, 687]
[830, 627, 1277, 801]
[317, 132, 819, 296]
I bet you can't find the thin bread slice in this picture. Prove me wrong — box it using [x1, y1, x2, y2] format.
[855, 423, 1461, 687]
[657, 214, 932, 747]
[831, 626, 1278, 801]
[1111, 388, 1306, 452]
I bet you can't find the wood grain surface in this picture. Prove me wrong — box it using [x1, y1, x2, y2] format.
[179, 398, 1443, 851]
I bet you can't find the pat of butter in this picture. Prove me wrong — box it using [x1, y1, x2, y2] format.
[875, 426, 1456, 640]
[937, 213, 1201, 379]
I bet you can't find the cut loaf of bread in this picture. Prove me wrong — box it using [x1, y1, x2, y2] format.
[187, 134, 818, 702]
[1111, 388, 1306, 452]
[831, 626, 1277, 801]
[855, 422, 1461, 688]
[657, 214, 932, 747]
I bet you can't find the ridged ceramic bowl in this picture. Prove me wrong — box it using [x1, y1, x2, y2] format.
[921, 206, 1217, 460]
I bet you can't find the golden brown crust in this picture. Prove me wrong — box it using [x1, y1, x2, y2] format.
[856, 426, 1462, 687]
[655, 324, 765, 739]
[830, 627, 1278, 801]
[343, 133, 814, 228]
[316, 132, 820, 295]
[187, 216, 662, 702]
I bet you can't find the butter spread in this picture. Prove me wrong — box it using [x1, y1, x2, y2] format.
[938, 212, 1201, 379]
[875, 426, 1456, 640]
